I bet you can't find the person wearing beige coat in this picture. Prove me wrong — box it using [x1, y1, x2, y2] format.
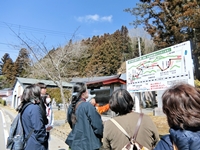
[102, 89, 159, 150]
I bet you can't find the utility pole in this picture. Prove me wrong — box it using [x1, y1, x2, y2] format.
[138, 37, 141, 57]
[135, 37, 142, 113]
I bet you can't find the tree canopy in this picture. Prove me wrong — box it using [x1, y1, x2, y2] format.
[1, 53, 15, 86]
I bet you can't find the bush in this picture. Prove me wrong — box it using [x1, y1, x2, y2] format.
[46, 88, 71, 104]
[195, 79, 200, 89]
[0, 99, 6, 106]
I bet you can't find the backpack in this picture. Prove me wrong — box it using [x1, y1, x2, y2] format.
[110, 113, 149, 150]
[6, 102, 34, 150]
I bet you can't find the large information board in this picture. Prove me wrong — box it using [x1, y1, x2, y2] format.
[126, 41, 194, 92]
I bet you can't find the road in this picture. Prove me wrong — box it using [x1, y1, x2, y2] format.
[0, 108, 11, 150]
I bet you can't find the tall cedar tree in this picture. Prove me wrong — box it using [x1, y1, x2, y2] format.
[85, 40, 122, 76]
[111, 27, 133, 61]
[120, 26, 133, 61]
[14, 48, 30, 77]
[124, 0, 200, 79]
[1, 53, 16, 86]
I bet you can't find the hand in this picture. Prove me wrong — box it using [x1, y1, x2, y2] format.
[90, 98, 96, 106]
[46, 126, 53, 131]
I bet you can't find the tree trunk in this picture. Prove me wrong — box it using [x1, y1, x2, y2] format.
[58, 81, 69, 122]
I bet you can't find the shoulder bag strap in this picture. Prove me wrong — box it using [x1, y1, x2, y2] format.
[20, 102, 32, 114]
[110, 118, 131, 140]
[110, 113, 144, 141]
[132, 113, 143, 141]
[75, 100, 84, 111]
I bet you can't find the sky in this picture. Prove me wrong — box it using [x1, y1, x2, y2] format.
[0, 0, 140, 61]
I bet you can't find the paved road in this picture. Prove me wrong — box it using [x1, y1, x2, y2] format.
[0, 108, 12, 150]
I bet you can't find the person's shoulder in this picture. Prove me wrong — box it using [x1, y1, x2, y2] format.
[154, 134, 172, 150]
[22, 103, 41, 116]
[27, 103, 40, 111]
[139, 112, 154, 121]
[103, 118, 116, 132]
[127, 112, 145, 119]
[80, 101, 92, 107]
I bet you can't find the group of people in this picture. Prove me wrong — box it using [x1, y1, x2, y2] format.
[16, 82, 53, 150]
[66, 82, 200, 150]
[16, 81, 200, 150]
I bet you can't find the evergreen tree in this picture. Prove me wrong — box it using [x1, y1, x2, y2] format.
[85, 40, 121, 76]
[0, 76, 10, 89]
[112, 26, 133, 61]
[14, 48, 30, 77]
[1, 53, 15, 86]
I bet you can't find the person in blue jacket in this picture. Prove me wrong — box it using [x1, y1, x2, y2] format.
[17, 84, 48, 150]
[65, 82, 103, 150]
[154, 83, 200, 150]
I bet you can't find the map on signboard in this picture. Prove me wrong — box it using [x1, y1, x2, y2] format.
[126, 41, 194, 92]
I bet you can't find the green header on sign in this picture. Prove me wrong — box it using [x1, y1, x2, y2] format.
[127, 48, 171, 64]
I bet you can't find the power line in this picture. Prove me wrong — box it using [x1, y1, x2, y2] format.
[0, 21, 94, 38]
[0, 21, 74, 37]
[0, 42, 9, 45]
[0, 42, 21, 47]
[0, 49, 19, 53]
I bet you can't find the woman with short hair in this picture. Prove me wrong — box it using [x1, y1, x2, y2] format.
[103, 89, 159, 150]
[154, 83, 200, 150]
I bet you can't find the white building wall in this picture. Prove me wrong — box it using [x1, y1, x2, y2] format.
[12, 82, 24, 109]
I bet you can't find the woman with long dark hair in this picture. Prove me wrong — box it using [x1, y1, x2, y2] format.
[65, 82, 103, 150]
[17, 84, 48, 150]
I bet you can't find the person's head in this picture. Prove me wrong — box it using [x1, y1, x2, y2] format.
[162, 83, 200, 130]
[72, 82, 88, 102]
[21, 84, 41, 104]
[71, 82, 88, 125]
[36, 82, 47, 95]
[43, 94, 51, 105]
[109, 89, 134, 115]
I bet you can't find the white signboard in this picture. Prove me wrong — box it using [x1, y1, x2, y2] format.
[126, 41, 194, 92]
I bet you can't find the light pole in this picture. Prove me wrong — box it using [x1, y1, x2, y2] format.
[193, 28, 197, 50]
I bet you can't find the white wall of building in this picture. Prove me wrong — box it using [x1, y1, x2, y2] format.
[12, 81, 24, 109]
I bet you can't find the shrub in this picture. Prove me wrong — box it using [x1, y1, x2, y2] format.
[195, 79, 200, 89]
[0, 99, 6, 106]
[46, 88, 71, 104]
